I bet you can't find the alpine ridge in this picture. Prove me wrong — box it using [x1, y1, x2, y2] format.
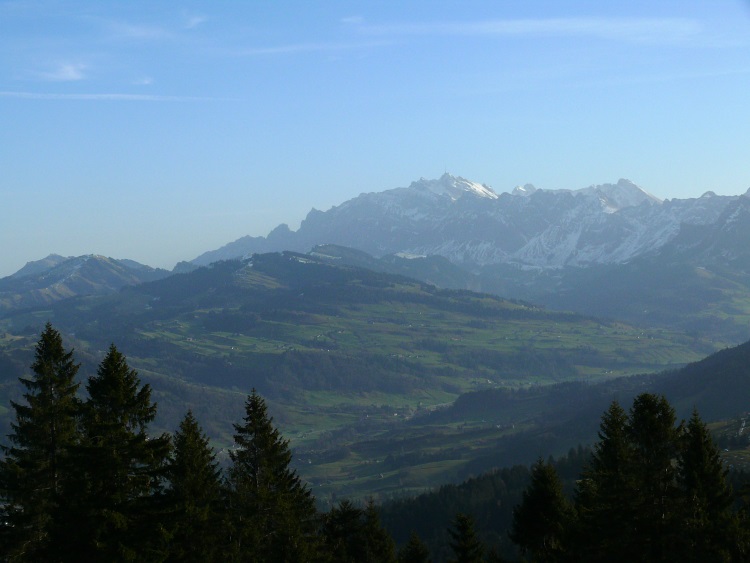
[192, 174, 741, 270]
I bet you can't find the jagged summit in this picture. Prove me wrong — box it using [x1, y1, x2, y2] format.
[191, 173, 744, 271]
[512, 184, 537, 197]
[575, 178, 661, 213]
[409, 173, 498, 200]
[510, 179, 658, 212]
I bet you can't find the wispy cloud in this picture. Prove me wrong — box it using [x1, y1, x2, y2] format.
[132, 76, 154, 86]
[341, 16, 364, 25]
[236, 40, 391, 56]
[183, 13, 207, 30]
[0, 91, 236, 102]
[356, 17, 703, 45]
[36, 62, 87, 82]
[107, 21, 172, 40]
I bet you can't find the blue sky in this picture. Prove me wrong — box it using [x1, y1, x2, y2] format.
[2, 1, 750, 276]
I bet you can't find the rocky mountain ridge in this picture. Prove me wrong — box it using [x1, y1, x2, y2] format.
[193, 173, 745, 270]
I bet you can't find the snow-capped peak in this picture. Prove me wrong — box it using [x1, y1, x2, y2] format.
[575, 179, 661, 213]
[410, 173, 498, 200]
[512, 184, 538, 197]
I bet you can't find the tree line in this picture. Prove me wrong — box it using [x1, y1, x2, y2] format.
[0, 324, 396, 561]
[2, 324, 749, 561]
[509, 393, 750, 562]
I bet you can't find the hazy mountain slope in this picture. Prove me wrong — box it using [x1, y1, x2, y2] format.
[0, 252, 714, 438]
[0, 254, 171, 314]
[498, 195, 750, 343]
[192, 174, 738, 270]
[310, 244, 478, 290]
[0, 252, 742, 502]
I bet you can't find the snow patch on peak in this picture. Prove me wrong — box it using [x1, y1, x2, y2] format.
[410, 173, 498, 201]
[575, 179, 661, 213]
[394, 252, 426, 260]
[512, 184, 537, 197]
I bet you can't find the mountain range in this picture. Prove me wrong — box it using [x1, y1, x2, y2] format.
[3, 168, 750, 500]
[192, 173, 748, 270]
[4, 173, 750, 342]
[184, 173, 750, 342]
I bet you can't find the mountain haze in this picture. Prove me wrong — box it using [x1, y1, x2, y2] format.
[192, 174, 740, 270]
[0, 254, 171, 314]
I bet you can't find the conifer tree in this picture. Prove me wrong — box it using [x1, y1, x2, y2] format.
[64, 344, 171, 561]
[363, 497, 398, 562]
[227, 389, 319, 562]
[165, 410, 224, 562]
[627, 393, 682, 561]
[398, 531, 431, 563]
[323, 499, 366, 562]
[447, 513, 484, 563]
[574, 400, 635, 560]
[675, 409, 736, 561]
[0, 323, 81, 561]
[510, 459, 571, 562]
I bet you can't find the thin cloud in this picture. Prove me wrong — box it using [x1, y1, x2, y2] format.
[341, 16, 364, 25]
[107, 21, 172, 40]
[357, 17, 703, 45]
[236, 39, 391, 56]
[36, 62, 87, 82]
[132, 76, 154, 86]
[0, 91, 237, 102]
[183, 13, 208, 30]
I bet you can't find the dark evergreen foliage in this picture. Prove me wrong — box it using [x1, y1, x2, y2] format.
[64, 344, 171, 561]
[447, 513, 484, 563]
[398, 531, 432, 563]
[0, 323, 81, 561]
[675, 409, 737, 561]
[165, 410, 224, 562]
[3, 326, 750, 562]
[322, 497, 397, 562]
[226, 389, 319, 562]
[509, 459, 572, 562]
[571, 394, 742, 562]
[323, 500, 368, 562]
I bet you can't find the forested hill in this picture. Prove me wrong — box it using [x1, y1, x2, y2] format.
[0, 251, 724, 499]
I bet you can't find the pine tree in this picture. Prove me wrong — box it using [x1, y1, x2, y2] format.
[0, 323, 81, 561]
[165, 410, 224, 562]
[675, 409, 736, 561]
[510, 459, 571, 562]
[322, 498, 396, 562]
[227, 389, 319, 562]
[398, 531, 431, 563]
[574, 400, 635, 561]
[323, 500, 366, 562]
[63, 344, 171, 561]
[447, 513, 484, 563]
[363, 497, 397, 563]
[627, 393, 682, 561]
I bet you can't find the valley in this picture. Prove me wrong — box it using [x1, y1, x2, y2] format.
[0, 250, 738, 503]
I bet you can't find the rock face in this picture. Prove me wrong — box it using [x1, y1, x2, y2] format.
[192, 173, 743, 270]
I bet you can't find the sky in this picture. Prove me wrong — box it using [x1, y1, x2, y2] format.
[2, 0, 750, 277]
